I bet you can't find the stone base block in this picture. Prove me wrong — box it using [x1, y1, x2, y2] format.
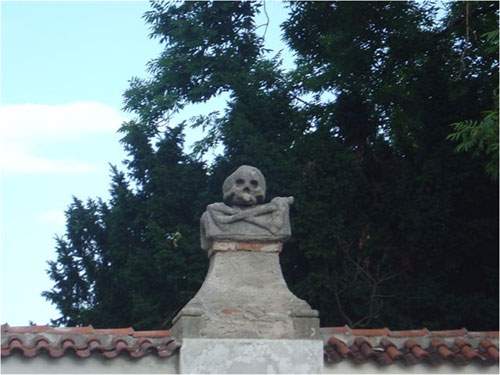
[179, 338, 324, 374]
[208, 240, 282, 257]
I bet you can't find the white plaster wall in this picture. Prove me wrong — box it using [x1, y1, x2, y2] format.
[1, 353, 178, 374]
[2, 351, 498, 373]
[324, 361, 499, 374]
[179, 338, 323, 374]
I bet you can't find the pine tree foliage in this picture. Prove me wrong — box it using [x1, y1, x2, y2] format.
[44, 1, 498, 330]
[44, 126, 208, 329]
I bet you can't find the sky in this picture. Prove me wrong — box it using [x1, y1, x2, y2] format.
[1, 1, 292, 326]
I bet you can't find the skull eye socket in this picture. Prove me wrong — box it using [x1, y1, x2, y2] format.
[236, 178, 245, 186]
[250, 180, 258, 187]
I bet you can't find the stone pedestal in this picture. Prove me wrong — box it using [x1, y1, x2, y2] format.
[172, 240, 323, 373]
[171, 166, 323, 373]
[171, 241, 320, 340]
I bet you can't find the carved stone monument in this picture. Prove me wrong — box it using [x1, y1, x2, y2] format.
[200, 165, 293, 250]
[172, 165, 323, 373]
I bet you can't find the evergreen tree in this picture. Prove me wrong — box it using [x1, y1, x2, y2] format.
[43, 124, 207, 329]
[282, 1, 498, 329]
[44, 1, 498, 330]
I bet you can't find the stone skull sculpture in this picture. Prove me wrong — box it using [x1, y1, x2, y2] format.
[222, 165, 266, 207]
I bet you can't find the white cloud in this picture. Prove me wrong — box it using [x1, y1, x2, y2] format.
[36, 209, 66, 228]
[1, 143, 96, 174]
[0, 102, 125, 174]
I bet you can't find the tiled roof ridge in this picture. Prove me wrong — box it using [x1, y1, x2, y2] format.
[323, 325, 499, 367]
[321, 325, 500, 338]
[3, 323, 499, 366]
[1, 323, 171, 337]
[1, 323, 179, 360]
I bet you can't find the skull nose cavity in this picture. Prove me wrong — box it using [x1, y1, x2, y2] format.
[243, 186, 251, 193]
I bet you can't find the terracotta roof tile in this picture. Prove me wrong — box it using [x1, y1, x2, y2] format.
[486, 347, 499, 362]
[348, 344, 365, 364]
[470, 331, 499, 338]
[322, 326, 499, 367]
[389, 328, 430, 337]
[93, 327, 134, 335]
[430, 338, 454, 360]
[430, 328, 467, 337]
[375, 351, 393, 366]
[455, 338, 484, 361]
[1, 324, 179, 360]
[4, 325, 51, 334]
[406, 339, 430, 360]
[133, 330, 171, 338]
[327, 336, 350, 357]
[3, 322, 498, 368]
[480, 339, 500, 361]
[350, 328, 390, 337]
[380, 338, 403, 362]
[324, 346, 341, 363]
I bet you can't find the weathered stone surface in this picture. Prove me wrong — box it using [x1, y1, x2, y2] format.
[201, 197, 294, 250]
[172, 246, 320, 340]
[179, 338, 324, 374]
[223, 165, 266, 206]
[200, 165, 293, 250]
[208, 240, 282, 258]
[172, 165, 320, 344]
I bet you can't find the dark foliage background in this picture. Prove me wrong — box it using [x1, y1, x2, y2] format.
[43, 1, 499, 330]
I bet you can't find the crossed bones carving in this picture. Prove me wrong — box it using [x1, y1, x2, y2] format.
[208, 197, 294, 235]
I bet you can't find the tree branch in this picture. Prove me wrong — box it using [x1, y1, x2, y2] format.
[333, 278, 353, 326]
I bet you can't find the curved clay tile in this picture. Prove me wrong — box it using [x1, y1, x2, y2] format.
[430, 338, 454, 360]
[327, 336, 350, 357]
[480, 339, 499, 361]
[1, 324, 179, 360]
[405, 339, 429, 360]
[322, 326, 499, 367]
